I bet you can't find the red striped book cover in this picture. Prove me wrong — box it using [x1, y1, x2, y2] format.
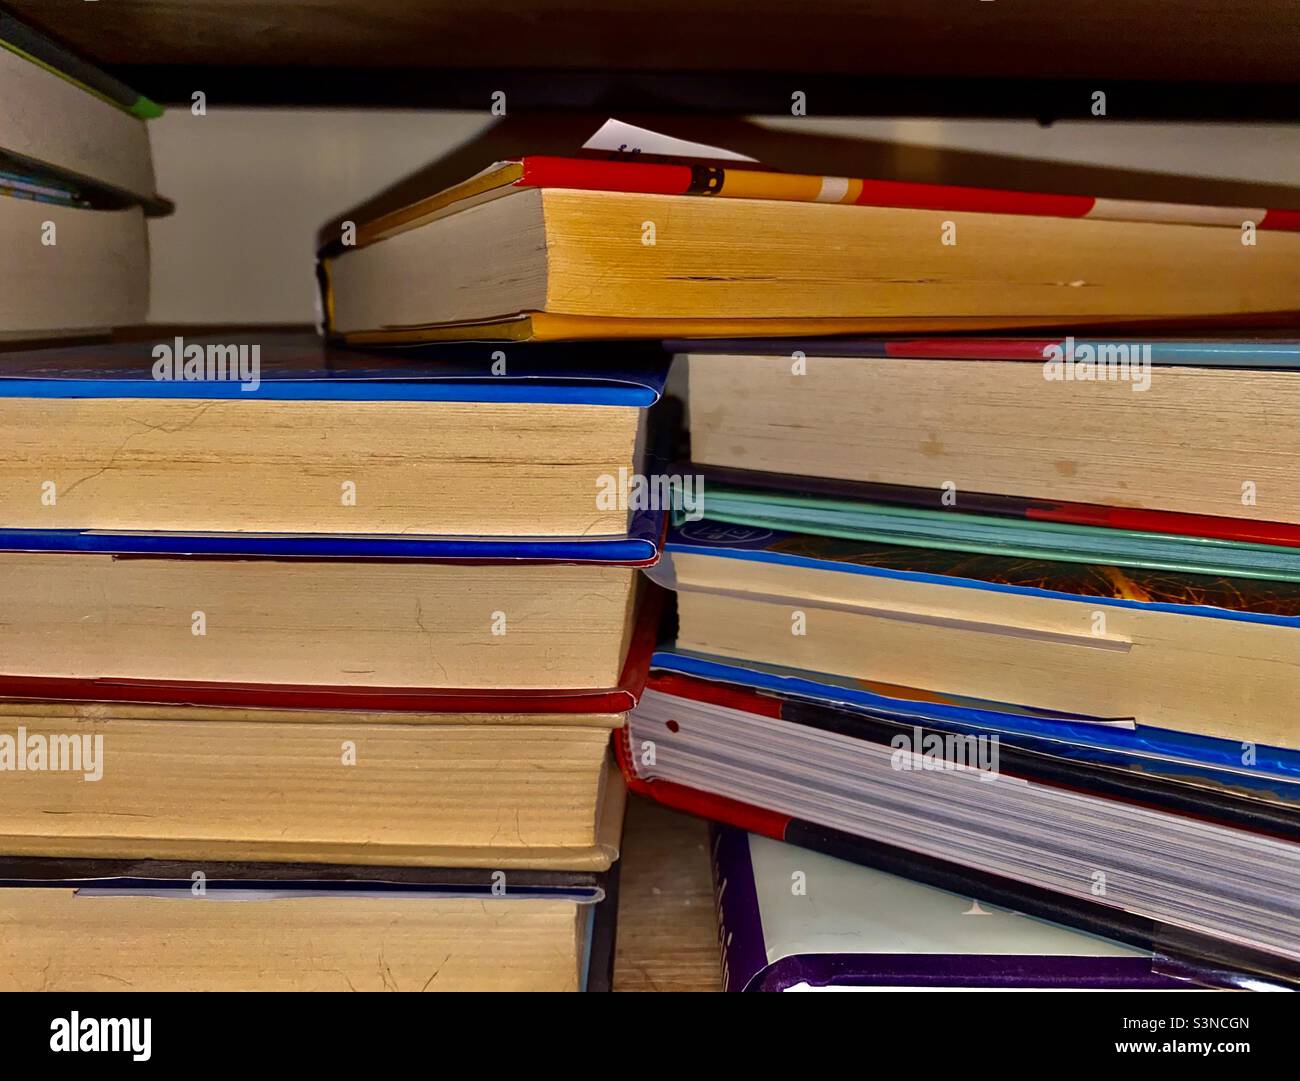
[515, 155, 1300, 231]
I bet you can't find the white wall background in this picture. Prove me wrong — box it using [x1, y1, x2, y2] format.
[145, 111, 1300, 325]
[147, 109, 490, 324]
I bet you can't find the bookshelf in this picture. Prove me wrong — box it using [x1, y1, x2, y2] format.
[8, 0, 1300, 117]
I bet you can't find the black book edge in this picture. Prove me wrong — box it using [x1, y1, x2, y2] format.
[585, 854, 621, 992]
[0, 854, 605, 895]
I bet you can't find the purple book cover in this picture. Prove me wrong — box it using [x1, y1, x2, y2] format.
[710, 825, 1205, 992]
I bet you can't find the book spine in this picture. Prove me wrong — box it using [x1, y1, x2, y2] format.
[709, 825, 771, 993]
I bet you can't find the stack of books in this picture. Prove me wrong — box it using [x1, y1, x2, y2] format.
[0, 19, 660, 997]
[625, 329, 1300, 987]
[0, 19, 655, 990]
[316, 129, 1300, 988]
[6, 15, 1298, 989]
[0, 334, 661, 990]
[0, 11, 162, 339]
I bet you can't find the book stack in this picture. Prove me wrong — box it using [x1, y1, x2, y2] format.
[0, 11, 161, 340]
[6, 18, 1298, 988]
[624, 327, 1300, 987]
[314, 126, 1300, 988]
[0, 19, 654, 991]
[0, 332, 663, 990]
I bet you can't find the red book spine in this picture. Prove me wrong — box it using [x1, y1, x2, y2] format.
[519, 155, 693, 195]
[1024, 504, 1300, 546]
[852, 178, 1094, 218]
[1261, 209, 1300, 231]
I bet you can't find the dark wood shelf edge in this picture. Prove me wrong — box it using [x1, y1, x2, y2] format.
[109, 67, 1300, 121]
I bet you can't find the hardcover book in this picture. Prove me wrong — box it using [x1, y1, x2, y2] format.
[0, 551, 645, 690]
[677, 337, 1300, 530]
[646, 521, 1300, 747]
[0, 333, 668, 541]
[0, 857, 619, 991]
[317, 156, 1299, 343]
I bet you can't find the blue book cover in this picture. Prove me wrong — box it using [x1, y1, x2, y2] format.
[0, 334, 667, 404]
[0, 335, 669, 562]
[648, 519, 1300, 772]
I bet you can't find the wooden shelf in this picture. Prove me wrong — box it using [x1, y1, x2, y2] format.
[10, 1, 1300, 117]
[10, 1, 1298, 81]
[614, 796, 721, 992]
